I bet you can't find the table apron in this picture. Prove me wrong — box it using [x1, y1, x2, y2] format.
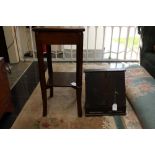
[35, 32, 83, 45]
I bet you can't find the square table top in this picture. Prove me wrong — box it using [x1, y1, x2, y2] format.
[33, 26, 85, 32]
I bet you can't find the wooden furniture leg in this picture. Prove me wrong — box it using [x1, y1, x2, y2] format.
[46, 45, 53, 97]
[37, 43, 47, 116]
[76, 33, 83, 117]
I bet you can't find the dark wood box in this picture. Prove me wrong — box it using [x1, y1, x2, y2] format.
[84, 68, 126, 116]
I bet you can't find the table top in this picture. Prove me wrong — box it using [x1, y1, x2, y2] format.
[33, 26, 85, 32]
[84, 63, 127, 73]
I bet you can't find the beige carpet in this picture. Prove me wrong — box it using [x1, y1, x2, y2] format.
[11, 63, 142, 129]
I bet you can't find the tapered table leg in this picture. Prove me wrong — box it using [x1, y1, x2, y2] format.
[76, 32, 83, 117]
[46, 45, 53, 97]
[37, 43, 47, 116]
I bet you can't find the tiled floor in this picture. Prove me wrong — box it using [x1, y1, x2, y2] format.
[0, 61, 40, 129]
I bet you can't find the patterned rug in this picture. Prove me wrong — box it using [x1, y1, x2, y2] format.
[121, 100, 142, 129]
[36, 116, 115, 129]
[11, 63, 142, 129]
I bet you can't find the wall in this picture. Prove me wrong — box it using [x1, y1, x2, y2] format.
[3, 26, 19, 63]
[17, 26, 36, 56]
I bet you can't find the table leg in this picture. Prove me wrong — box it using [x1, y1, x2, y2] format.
[37, 43, 47, 116]
[47, 45, 53, 97]
[76, 33, 83, 117]
[76, 88, 82, 117]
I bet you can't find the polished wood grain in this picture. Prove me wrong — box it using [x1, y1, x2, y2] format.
[33, 26, 85, 32]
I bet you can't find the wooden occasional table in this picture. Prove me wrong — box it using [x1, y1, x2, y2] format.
[33, 27, 85, 117]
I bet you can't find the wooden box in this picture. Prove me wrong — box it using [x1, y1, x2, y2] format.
[85, 68, 126, 116]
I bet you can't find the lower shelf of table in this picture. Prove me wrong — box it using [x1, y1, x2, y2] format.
[46, 72, 76, 87]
